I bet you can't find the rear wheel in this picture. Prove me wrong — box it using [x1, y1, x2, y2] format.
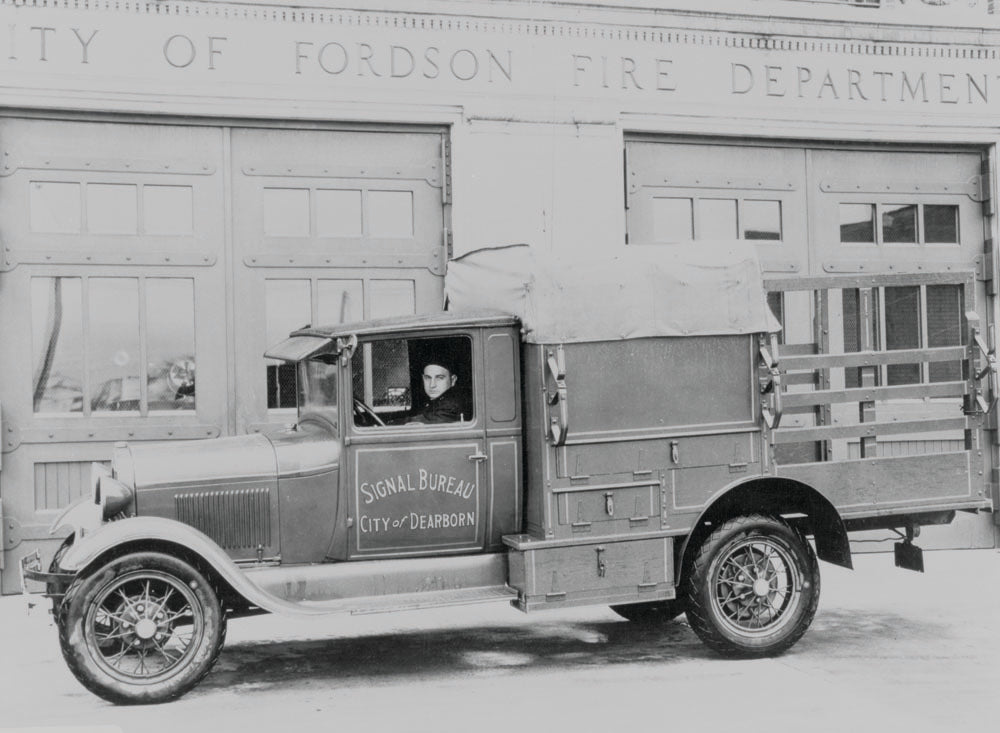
[57, 552, 226, 704]
[610, 598, 685, 623]
[685, 514, 819, 658]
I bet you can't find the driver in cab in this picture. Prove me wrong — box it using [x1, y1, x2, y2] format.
[405, 360, 465, 424]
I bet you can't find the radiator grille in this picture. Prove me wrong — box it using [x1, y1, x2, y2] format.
[175, 487, 272, 549]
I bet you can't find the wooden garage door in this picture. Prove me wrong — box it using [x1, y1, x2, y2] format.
[0, 120, 448, 591]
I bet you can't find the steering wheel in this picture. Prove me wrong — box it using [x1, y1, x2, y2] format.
[353, 397, 386, 427]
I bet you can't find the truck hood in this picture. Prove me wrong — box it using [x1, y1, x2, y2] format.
[115, 422, 340, 492]
[117, 433, 279, 491]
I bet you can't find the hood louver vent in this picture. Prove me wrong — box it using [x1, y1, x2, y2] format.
[175, 487, 272, 549]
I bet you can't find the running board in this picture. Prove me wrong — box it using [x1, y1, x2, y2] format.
[297, 585, 518, 616]
[233, 552, 516, 617]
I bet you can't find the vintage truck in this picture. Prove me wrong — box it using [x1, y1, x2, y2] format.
[21, 242, 996, 704]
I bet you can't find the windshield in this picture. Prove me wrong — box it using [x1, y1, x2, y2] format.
[297, 358, 339, 425]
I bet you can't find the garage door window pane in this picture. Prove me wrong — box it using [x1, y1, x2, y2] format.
[927, 285, 964, 383]
[266, 280, 311, 409]
[924, 205, 959, 244]
[652, 197, 693, 242]
[144, 185, 193, 236]
[842, 288, 880, 389]
[698, 199, 737, 240]
[146, 279, 196, 411]
[87, 184, 138, 235]
[30, 181, 81, 234]
[371, 280, 415, 320]
[318, 280, 364, 325]
[316, 189, 363, 238]
[743, 200, 782, 241]
[840, 204, 875, 243]
[885, 286, 921, 385]
[264, 188, 310, 237]
[31, 277, 84, 413]
[90, 279, 141, 413]
[882, 204, 917, 244]
[368, 190, 414, 238]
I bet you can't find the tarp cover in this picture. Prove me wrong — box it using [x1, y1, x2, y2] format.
[444, 242, 780, 344]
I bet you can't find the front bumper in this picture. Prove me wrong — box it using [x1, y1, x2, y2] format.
[19, 550, 76, 605]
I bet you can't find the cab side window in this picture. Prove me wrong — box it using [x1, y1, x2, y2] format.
[351, 335, 473, 427]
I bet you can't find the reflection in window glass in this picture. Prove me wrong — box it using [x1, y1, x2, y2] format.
[89, 279, 141, 412]
[87, 184, 138, 235]
[371, 280, 416, 320]
[698, 199, 737, 240]
[317, 280, 364, 325]
[652, 197, 693, 242]
[927, 285, 964, 383]
[353, 340, 412, 419]
[298, 359, 338, 431]
[30, 182, 81, 234]
[368, 190, 414, 238]
[842, 288, 881, 389]
[839, 204, 875, 243]
[743, 200, 782, 241]
[263, 188, 310, 237]
[265, 280, 311, 409]
[316, 189, 363, 238]
[146, 279, 196, 411]
[924, 205, 959, 244]
[882, 204, 917, 244]
[884, 286, 921, 385]
[31, 277, 84, 413]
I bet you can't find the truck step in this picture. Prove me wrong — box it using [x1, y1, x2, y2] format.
[295, 585, 518, 616]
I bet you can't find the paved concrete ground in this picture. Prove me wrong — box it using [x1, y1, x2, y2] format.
[1, 549, 998, 733]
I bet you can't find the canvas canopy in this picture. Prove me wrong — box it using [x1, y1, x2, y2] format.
[444, 242, 780, 344]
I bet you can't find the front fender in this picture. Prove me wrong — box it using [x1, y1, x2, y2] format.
[57, 516, 331, 617]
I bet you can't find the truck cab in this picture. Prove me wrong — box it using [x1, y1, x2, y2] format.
[266, 310, 524, 562]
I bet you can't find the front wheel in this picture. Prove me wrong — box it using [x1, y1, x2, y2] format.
[684, 514, 819, 658]
[57, 552, 226, 704]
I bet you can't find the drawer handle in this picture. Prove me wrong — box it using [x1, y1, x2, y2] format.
[596, 546, 606, 577]
[604, 492, 614, 517]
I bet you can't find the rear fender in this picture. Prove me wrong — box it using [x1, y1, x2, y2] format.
[57, 516, 322, 616]
[677, 476, 853, 574]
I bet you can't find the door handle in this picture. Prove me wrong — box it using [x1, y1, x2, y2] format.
[468, 451, 488, 463]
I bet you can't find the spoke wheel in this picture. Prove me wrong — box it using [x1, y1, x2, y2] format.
[58, 552, 226, 704]
[685, 514, 819, 658]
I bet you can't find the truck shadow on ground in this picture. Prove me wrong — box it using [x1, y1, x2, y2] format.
[203, 618, 704, 693]
[201, 607, 946, 694]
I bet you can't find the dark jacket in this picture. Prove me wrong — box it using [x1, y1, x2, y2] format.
[407, 389, 468, 424]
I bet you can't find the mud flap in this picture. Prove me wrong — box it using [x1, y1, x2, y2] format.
[894, 540, 925, 573]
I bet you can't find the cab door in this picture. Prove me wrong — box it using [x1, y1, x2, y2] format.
[343, 331, 488, 559]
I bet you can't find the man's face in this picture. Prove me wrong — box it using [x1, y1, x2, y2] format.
[422, 364, 456, 400]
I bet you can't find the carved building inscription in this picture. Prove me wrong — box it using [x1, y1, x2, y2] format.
[1, 5, 999, 114]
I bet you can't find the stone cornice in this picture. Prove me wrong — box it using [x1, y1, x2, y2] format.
[2, 0, 999, 58]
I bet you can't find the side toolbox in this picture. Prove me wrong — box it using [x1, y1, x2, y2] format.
[504, 534, 674, 611]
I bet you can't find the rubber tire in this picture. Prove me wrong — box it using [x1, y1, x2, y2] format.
[57, 552, 227, 705]
[684, 514, 820, 658]
[610, 598, 685, 623]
